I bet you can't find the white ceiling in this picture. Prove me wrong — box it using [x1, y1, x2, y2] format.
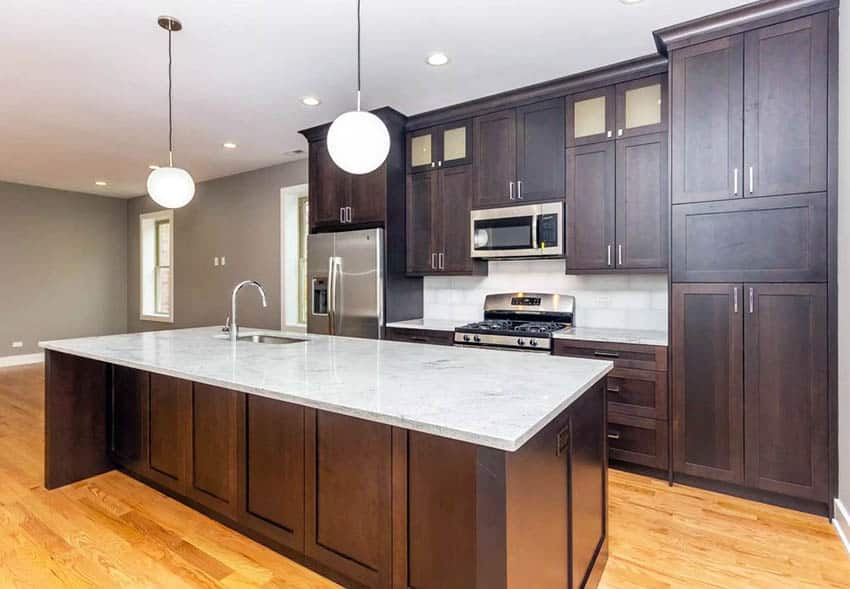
[0, 0, 751, 198]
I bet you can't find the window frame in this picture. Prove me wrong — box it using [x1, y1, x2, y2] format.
[140, 210, 175, 323]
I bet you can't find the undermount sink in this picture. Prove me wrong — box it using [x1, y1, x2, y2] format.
[236, 334, 306, 345]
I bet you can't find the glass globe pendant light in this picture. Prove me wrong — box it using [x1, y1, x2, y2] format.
[147, 16, 195, 208]
[326, 0, 390, 175]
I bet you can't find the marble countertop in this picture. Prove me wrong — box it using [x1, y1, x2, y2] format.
[553, 326, 668, 347]
[40, 327, 612, 452]
[385, 318, 472, 332]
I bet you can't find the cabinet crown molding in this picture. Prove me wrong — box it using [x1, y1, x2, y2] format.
[653, 0, 836, 55]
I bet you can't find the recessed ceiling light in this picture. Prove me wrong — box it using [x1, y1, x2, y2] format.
[95, 181, 108, 187]
[426, 52, 450, 67]
[302, 96, 321, 106]
[223, 142, 237, 149]
[148, 164, 160, 170]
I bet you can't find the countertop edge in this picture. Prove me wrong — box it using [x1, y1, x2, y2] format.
[40, 340, 613, 452]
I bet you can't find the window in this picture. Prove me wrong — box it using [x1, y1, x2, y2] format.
[140, 210, 174, 322]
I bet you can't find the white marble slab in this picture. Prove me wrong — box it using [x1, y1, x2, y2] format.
[40, 327, 612, 452]
[554, 326, 668, 347]
[385, 318, 471, 332]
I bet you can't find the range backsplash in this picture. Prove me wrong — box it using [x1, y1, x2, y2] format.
[423, 260, 668, 332]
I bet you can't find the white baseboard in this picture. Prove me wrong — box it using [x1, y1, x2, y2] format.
[0, 352, 44, 368]
[835, 499, 850, 556]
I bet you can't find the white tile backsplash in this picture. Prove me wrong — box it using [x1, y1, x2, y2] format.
[423, 260, 668, 331]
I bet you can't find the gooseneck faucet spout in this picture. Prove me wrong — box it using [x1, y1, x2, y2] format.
[230, 280, 268, 341]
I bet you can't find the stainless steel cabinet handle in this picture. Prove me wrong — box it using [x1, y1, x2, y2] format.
[733, 168, 739, 195]
[733, 287, 738, 313]
[607, 130, 613, 138]
[431, 161, 436, 168]
[617, 129, 623, 137]
[509, 181, 515, 200]
[438, 252, 444, 270]
[346, 206, 352, 223]
[517, 180, 523, 200]
[618, 244, 623, 265]
[749, 166, 754, 194]
[437, 160, 442, 167]
[431, 252, 437, 270]
[608, 431, 621, 440]
[749, 287, 754, 313]
[340, 208, 345, 223]
[607, 244, 612, 266]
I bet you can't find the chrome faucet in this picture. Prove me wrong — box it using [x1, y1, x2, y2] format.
[229, 280, 268, 341]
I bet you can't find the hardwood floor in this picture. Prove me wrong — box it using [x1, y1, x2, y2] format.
[1, 363, 847, 588]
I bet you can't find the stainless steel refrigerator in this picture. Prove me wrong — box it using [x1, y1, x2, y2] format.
[307, 228, 384, 338]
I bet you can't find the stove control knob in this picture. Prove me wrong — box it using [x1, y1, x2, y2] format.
[463, 335, 471, 342]
[473, 336, 481, 343]
[529, 339, 538, 347]
[517, 338, 526, 346]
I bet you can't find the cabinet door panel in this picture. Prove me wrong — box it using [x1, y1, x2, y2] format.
[744, 14, 828, 198]
[309, 140, 349, 230]
[408, 128, 436, 173]
[744, 284, 828, 501]
[406, 172, 439, 274]
[440, 121, 473, 168]
[566, 142, 615, 271]
[616, 74, 668, 139]
[148, 374, 192, 493]
[305, 410, 392, 587]
[473, 109, 516, 207]
[111, 366, 148, 474]
[672, 284, 744, 483]
[349, 165, 387, 225]
[671, 35, 744, 204]
[242, 395, 305, 550]
[189, 383, 241, 519]
[440, 166, 476, 273]
[566, 86, 616, 147]
[616, 132, 668, 270]
[516, 98, 566, 202]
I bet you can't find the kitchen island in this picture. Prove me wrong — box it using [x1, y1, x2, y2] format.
[41, 327, 612, 588]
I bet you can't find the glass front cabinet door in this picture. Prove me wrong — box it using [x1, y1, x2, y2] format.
[566, 86, 616, 147]
[407, 121, 472, 173]
[615, 74, 668, 139]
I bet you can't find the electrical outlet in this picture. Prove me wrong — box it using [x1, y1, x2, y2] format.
[11, 341, 23, 348]
[214, 257, 219, 266]
[593, 295, 611, 308]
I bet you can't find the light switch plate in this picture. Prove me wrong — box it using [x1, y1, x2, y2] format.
[11, 341, 23, 348]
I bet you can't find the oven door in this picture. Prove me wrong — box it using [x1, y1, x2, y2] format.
[470, 202, 564, 259]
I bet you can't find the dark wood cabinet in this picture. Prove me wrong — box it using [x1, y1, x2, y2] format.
[671, 14, 828, 204]
[672, 284, 745, 484]
[147, 374, 193, 494]
[615, 132, 668, 270]
[241, 395, 305, 551]
[671, 35, 744, 204]
[406, 166, 485, 275]
[566, 142, 615, 270]
[607, 368, 668, 421]
[110, 366, 148, 473]
[743, 14, 828, 198]
[305, 410, 393, 588]
[744, 284, 828, 501]
[566, 86, 616, 147]
[473, 109, 517, 207]
[188, 383, 242, 520]
[672, 193, 828, 283]
[608, 411, 669, 471]
[516, 98, 566, 202]
[349, 165, 388, 225]
[309, 140, 350, 229]
[384, 326, 454, 346]
[407, 120, 472, 173]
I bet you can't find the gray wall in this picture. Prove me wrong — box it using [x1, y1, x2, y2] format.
[127, 160, 307, 333]
[0, 181, 128, 356]
[838, 5, 850, 513]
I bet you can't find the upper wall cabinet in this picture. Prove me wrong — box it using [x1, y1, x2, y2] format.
[408, 121, 472, 173]
[566, 75, 667, 147]
[671, 13, 828, 204]
[473, 98, 566, 207]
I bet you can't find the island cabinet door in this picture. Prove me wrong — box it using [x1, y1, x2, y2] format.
[305, 409, 393, 588]
[146, 373, 192, 495]
[110, 366, 149, 475]
[187, 383, 243, 521]
[239, 395, 305, 552]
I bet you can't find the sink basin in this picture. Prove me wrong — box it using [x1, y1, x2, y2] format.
[236, 334, 306, 345]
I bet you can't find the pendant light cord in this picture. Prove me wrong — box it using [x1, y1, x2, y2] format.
[168, 23, 174, 166]
[356, 0, 361, 111]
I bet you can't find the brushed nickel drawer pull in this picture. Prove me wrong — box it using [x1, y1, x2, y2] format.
[594, 350, 619, 359]
[607, 385, 620, 394]
[608, 431, 621, 440]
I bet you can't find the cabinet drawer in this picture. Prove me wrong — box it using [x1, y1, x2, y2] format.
[385, 327, 454, 346]
[608, 412, 668, 470]
[672, 193, 827, 282]
[607, 368, 667, 420]
[552, 339, 666, 371]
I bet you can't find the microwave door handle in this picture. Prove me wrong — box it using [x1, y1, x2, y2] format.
[531, 214, 539, 250]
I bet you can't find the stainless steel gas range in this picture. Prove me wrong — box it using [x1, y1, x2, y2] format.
[454, 292, 575, 351]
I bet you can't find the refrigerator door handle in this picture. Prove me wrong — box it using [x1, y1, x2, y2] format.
[328, 257, 338, 335]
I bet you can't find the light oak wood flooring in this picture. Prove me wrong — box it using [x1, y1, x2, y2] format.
[0, 363, 848, 588]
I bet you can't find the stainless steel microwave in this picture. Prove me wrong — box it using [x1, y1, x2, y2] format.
[470, 202, 564, 259]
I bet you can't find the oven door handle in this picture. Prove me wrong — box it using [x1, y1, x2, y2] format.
[531, 213, 539, 250]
